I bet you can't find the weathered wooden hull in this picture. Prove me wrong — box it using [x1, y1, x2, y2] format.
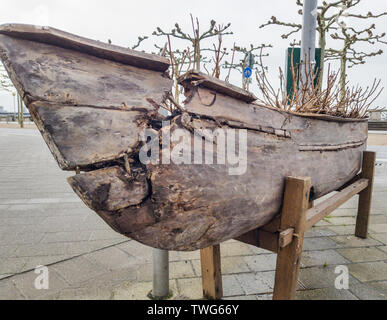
[0, 24, 368, 251]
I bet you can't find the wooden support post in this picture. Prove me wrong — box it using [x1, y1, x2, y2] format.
[355, 151, 376, 239]
[273, 176, 311, 300]
[200, 245, 223, 300]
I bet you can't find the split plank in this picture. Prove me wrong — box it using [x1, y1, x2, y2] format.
[0, 23, 170, 71]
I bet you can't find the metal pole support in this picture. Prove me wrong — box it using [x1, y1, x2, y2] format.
[152, 248, 169, 299]
[300, 0, 317, 85]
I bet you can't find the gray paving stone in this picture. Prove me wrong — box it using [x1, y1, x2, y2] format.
[51, 256, 107, 286]
[303, 237, 342, 251]
[301, 250, 349, 267]
[191, 256, 250, 276]
[305, 227, 337, 238]
[55, 286, 113, 300]
[370, 233, 387, 244]
[349, 281, 387, 300]
[299, 266, 359, 290]
[337, 247, 387, 263]
[220, 241, 257, 256]
[0, 257, 27, 274]
[175, 278, 203, 300]
[326, 225, 356, 236]
[330, 235, 383, 247]
[11, 269, 69, 299]
[243, 254, 277, 272]
[328, 216, 357, 226]
[84, 247, 138, 271]
[0, 279, 25, 300]
[115, 241, 152, 263]
[369, 224, 387, 233]
[222, 275, 245, 297]
[235, 271, 274, 295]
[41, 231, 92, 243]
[349, 262, 387, 282]
[296, 288, 358, 300]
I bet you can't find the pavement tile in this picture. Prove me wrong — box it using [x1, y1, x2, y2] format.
[243, 254, 277, 272]
[349, 281, 387, 300]
[51, 256, 107, 286]
[305, 227, 337, 238]
[337, 247, 387, 263]
[113, 280, 178, 300]
[296, 288, 358, 300]
[348, 262, 387, 282]
[326, 225, 356, 236]
[330, 235, 382, 247]
[0, 257, 27, 274]
[0, 279, 25, 300]
[301, 250, 349, 267]
[370, 233, 387, 245]
[303, 237, 342, 251]
[220, 241, 257, 256]
[327, 216, 357, 226]
[235, 271, 274, 295]
[222, 275, 245, 297]
[11, 269, 69, 299]
[369, 224, 387, 233]
[116, 241, 152, 263]
[191, 257, 250, 276]
[176, 278, 203, 300]
[83, 247, 138, 271]
[41, 231, 92, 243]
[54, 286, 113, 300]
[379, 246, 387, 253]
[89, 230, 126, 241]
[299, 266, 359, 290]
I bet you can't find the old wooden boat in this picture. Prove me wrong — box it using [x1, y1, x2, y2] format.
[0, 24, 368, 251]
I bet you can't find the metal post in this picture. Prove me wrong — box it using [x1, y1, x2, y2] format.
[152, 248, 169, 298]
[300, 0, 318, 86]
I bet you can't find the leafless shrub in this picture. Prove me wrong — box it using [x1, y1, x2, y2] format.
[255, 49, 383, 119]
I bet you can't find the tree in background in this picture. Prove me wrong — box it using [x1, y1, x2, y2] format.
[259, 0, 387, 96]
[223, 44, 272, 89]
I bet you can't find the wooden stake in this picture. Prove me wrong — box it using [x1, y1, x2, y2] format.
[200, 245, 223, 300]
[273, 176, 311, 300]
[355, 151, 376, 239]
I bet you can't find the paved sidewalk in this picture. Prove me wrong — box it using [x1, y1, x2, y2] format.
[0, 128, 386, 300]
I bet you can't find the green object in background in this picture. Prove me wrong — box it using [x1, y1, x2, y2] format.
[285, 47, 322, 99]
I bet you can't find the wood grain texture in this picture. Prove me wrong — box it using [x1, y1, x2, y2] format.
[355, 151, 376, 238]
[0, 34, 172, 110]
[200, 245, 223, 300]
[0, 28, 369, 251]
[0, 23, 170, 71]
[273, 177, 311, 300]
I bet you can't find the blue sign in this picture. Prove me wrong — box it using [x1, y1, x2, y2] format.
[243, 67, 252, 79]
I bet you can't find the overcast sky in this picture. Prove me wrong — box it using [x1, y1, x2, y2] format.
[0, 0, 386, 112]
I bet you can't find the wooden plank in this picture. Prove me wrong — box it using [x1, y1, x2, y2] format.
[0, 23, 170, 71]
[306, 179, 369, 230]
[67, 166, 149, 211]
[279, 228, 294, 248]
[200, 245, 223, 300]
[0, 34, 172, 110]
[179, 70, 257, 103]
[355, 151, 376, 238]
[29, 102, 145, 170]
[273, 176, 311, 300]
